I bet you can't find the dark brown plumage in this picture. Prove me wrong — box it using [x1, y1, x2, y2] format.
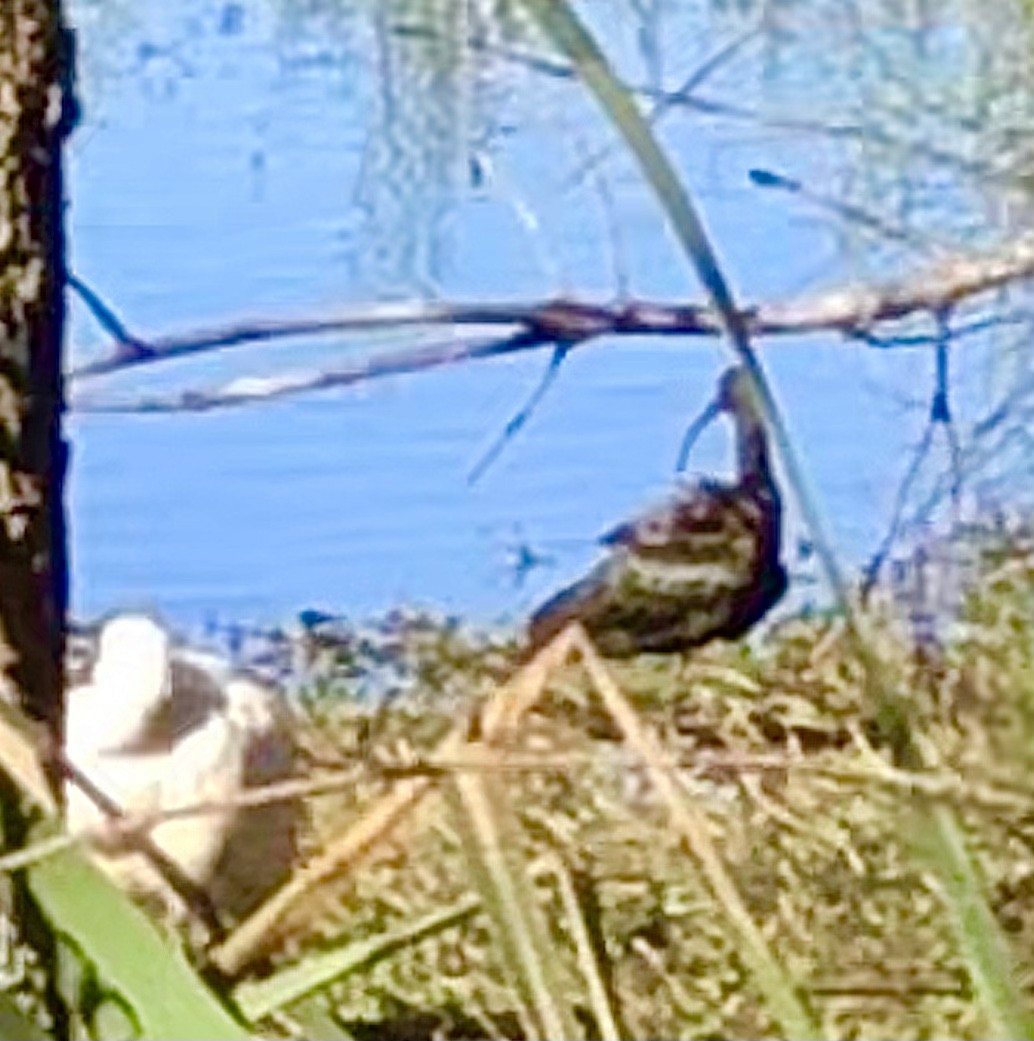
[527, 366, 786, 657]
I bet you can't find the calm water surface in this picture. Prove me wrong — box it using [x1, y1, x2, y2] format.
[66, 1, 949, 635]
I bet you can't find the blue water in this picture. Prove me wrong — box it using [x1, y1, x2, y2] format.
[66, 0, 948, 634]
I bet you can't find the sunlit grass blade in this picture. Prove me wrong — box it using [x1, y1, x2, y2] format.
[550, 853, 623, 1041]
[575, 630, 820, 1039]
[280, 997, 358, 1040]
[919, 801, 1032, 1040]
[234, 894, 480, 1021]
[446, 759, 580, 1041]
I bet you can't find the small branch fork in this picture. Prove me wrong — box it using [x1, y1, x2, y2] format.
[68, 231, 1034, 414]
[862, 307, 964, 596]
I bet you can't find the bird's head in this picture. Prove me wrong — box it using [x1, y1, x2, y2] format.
[714, 366, 761, 418]
[676, 366, 765, 473]
[92, 614, 172, 727]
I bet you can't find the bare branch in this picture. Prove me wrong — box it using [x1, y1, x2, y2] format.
[862, 419, 937, 596]
[68, 234, 1034, 414]
[460, 34, 1001, 184]
[748, 167, 942, 253]
[862, 311, 962, 596]
[467, 344, 569, 484]
[569, 19, 765, 186]
[71, 300, 529, 379]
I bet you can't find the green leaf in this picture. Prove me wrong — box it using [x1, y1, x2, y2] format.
[27, 845, 250, 1040]
[274, 997, 357, 1041]
[0, 991, 47, 1041]
[915, 803, 1034, 1040]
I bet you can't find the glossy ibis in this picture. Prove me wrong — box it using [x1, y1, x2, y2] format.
[527, 366, 787, 656]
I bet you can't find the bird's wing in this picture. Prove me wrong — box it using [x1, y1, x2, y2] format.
[599, 481, 736, 550]
[601, 480, 780, 577]
[526, 561, 615, 651]
[164, 715, 245, 806]
[167, 653, 230, 740]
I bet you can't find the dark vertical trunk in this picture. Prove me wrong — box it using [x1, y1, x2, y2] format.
[0, 0, 76, 759]
[0, 12, 76, 1033]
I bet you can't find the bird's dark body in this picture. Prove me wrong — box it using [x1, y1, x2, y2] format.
[527, 368, 787, 657]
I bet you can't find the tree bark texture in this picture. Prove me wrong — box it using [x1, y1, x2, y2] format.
[0, 0, 74, 747]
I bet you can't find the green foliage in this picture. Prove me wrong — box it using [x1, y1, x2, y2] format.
[27, 841, 250, 1040]
[0, 991, 47, 1041]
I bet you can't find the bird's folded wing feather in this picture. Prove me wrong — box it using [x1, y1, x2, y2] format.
[599, 481, 746, 552]
[527, 562, 614, 649]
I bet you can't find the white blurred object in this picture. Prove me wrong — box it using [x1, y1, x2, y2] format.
[80, 615, 171, 751]
[64, 614, 299, 920]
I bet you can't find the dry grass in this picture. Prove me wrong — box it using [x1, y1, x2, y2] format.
[201, 522, 1034, 1038]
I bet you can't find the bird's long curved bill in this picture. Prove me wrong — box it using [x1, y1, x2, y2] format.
[675, 396, 721, 473]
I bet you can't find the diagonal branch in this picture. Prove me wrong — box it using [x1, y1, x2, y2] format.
[467, 344, 570, 484]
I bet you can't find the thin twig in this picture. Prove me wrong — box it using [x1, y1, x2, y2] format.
[851, 311, 1027, 349]
[569, 20, 764, 186]
[748, 166, 943, 254]
[933, 326, 963, 513]
[68, 274, 146, 348]
[455, 30, 1000, 184]
[861, 420, 937, 596]
[58, 752, 224, 936]
[569, 119, 630, 297]
[862, 310, 961, 594]
[4, 749, 590, 877]
[467, 344, 570, 483]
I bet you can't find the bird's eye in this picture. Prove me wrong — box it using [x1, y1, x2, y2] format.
[643, 519, 667, 543]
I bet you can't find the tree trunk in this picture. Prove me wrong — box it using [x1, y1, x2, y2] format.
[0, 0, 75, 754]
